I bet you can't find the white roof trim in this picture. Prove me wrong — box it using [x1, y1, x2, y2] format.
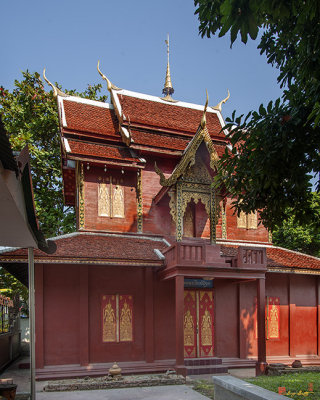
[57, 96, 67, 127]
[217, 240, 273, 248]
[59, 95, 113, 109]
[110, 89, 122, 118]
[47, 231, 168, 244]
[63, 138, 71, 153]
[114, 88, 219, 114]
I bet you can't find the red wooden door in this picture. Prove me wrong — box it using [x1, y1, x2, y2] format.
[184, 289, 214, 358]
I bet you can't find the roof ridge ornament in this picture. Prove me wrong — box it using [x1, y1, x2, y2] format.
[43, 68, 68, 97]
[212, 89, 230, 112]
[97, 61, 121, 91]
[161, 34, 178, 103]
[201, 90, 209, 128]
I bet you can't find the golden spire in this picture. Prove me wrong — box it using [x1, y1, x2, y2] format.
[162, 34, 175, 102]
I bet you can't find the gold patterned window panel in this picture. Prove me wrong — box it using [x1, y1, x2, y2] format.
[237, 211, 257, 229]
[102, 294, 133, 343]
[255, 296, 280, 340]
[98, 176, 125, 218]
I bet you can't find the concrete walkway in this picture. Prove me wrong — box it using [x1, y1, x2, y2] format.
[35, 386, 209, 400]
[0, 358, 210, 400]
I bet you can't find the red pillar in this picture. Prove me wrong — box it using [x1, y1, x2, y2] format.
[175, 275, 185, 375]
[256, 277, 267, 375]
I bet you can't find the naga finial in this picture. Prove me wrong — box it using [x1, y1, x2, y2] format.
[201, 89, 209, 128]
[212, 89, 230, 112]
[97, 61, 121, 91]
[43, 68, 67, 97]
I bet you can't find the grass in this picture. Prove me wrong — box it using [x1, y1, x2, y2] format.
[246, 372, 320, 400]
[192, 372, 320, 400]
[192, 380, 215, 399]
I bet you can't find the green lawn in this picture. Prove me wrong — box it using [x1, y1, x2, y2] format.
[192, 373, 320, 400]
[246, 372, 320, 400]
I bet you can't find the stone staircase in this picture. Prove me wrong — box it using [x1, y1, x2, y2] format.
[184, 357, 228, 375]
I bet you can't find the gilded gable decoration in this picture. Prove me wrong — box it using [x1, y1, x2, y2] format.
[154, 125, 219, 187]
[155, 94, 218, 243]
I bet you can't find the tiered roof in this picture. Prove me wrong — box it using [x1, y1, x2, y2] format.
[55, 70, 230, 206]
[1, 235, 320, 287]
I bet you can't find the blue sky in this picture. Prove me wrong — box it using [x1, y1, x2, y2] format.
[1, 0, 283, 119]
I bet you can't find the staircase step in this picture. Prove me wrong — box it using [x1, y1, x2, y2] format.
[185, 364, 228, 375]
[184, 357, 223, 366]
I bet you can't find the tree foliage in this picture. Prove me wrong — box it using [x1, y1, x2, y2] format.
[272, 193, 320, 257]
[0, 71, 107, 237]
[194, 0, 320, 229]
[0, 267, 28, 314]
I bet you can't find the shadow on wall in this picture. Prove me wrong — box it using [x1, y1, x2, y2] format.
[240, 295, 257, 358]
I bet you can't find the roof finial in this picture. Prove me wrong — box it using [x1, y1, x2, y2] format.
[201, 89, 209, 128]
[43, 68, 68, 97]
[161, 34, 176, 102]
[97, 61, 121, 91]
[212, 89, 230, 112]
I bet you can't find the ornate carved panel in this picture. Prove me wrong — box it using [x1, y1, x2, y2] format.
[102, 294, 133, 343]
[102, 295, 117, 342]
[183, 203, 195, 237]
[221, 202, 227, 239]
[119, 295, 133, 342]
[237, 211, 247, 229]
[97, 176, 125, 219]
[184, 290, 214, 358]
[199, 290, 214, 357]
[78, 162, 85, 229]
[247, 212, 257, 229]
[136, 170, 143, 233]
[98, 183, 110, 217]
[267, 297, 280, 339]
[113, 182, 125, 218]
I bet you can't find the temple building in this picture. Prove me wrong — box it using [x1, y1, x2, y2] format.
[1, 41, 320, 379]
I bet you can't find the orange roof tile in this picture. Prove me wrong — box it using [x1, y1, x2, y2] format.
[119, 95, 224, 137]
[62, 99, 119, 139]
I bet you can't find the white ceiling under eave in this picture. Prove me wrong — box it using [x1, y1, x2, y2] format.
[0, 164, 37, 248]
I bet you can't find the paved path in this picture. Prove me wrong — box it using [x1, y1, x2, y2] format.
[35, 386, 209, 400]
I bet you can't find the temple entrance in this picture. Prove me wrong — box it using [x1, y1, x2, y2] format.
[184, 289, 214, 358]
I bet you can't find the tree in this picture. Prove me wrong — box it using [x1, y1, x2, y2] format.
[272, 193, 320, 257]
[0, 267, 29, 315]
[194, 0, 320, 230]
[0, 71, 107, 237]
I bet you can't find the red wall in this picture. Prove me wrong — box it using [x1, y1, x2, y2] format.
[39, 264, 80, 366]
[214, 280, 239, 357]
[35, 263, 320, 369]
[83, 165, 138, 232]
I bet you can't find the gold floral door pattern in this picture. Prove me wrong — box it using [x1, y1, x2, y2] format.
[98, 176, 125, 218]
[184, 289, 214, 358]
[102, 294, 133, 343]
